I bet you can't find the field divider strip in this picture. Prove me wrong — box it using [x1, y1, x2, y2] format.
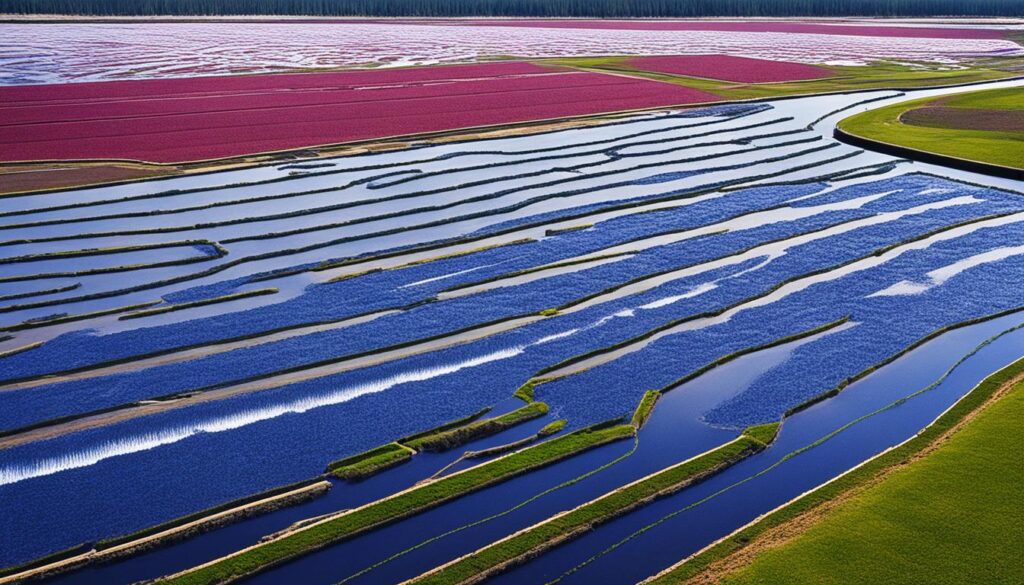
[0, 479, 332, 584]
[0, 105, 763, 203]
[403, 427, 774, 585]
[154, 423, 637, 585]
[118, 287, 279, 320]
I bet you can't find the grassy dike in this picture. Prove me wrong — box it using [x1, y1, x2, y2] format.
[327, 403, 548, 481]
[403, 402, 549, 452]
[325, 443, 416, 481]
[405, 424, 779, 585]
[630, 390, 660, 429]
[642, 356, 1024, 584]
[156, 423, 636, 585]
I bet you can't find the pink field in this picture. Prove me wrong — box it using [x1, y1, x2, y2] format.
[0, 62, 718, 163]
[4, 22, 1018, 85]
[625, 55, 834, 83]
[331, 18, 1011, 40]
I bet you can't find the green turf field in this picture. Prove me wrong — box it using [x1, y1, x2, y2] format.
[838, 87, 1024, 169]
[720, 376, 1024, 585]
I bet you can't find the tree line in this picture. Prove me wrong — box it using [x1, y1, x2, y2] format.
[2, 0, 1022, 17]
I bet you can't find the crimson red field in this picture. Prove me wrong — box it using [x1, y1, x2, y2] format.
[625, 55, 833, 83]
[0, 62, 719, 163]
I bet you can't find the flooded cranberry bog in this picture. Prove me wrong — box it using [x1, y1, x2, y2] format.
[0, 17, 1023, 585]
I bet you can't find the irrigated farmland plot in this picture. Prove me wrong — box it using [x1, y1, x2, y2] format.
[0, 69, 1019, 585]
[0, 17, 1022, 585]
[0, 62, 719, 162]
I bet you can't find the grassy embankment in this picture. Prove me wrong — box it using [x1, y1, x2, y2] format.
[407, 423, 780, 585]
[157, 422, 636, 585]
[325, 443, 417, 481]
[324, 408, 491, 480]
[838, 87, 1024, 169]
[403, 402, 549, 452]
[645, 357, 1024, 584]
[327, 404, 552, 479]
[464, 419, 569, 459]
[545, 57, 1018, 101]
[630, 390, 660, 429]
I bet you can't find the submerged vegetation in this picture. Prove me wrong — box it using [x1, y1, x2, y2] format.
[119, 288, 279, 320]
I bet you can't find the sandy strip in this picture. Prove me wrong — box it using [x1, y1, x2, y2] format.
[0, 479, 331, 585]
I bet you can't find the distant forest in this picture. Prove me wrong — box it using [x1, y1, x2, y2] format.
[3, 0, 1023, 17]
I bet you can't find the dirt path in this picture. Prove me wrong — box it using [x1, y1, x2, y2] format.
[0, 479, 331, 585]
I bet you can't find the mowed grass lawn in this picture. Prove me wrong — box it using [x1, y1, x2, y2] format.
[839, 87, 1024, 169]
[720, 376, 1024, 585]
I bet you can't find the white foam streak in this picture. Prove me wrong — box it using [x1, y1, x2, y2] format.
[638, 282, 718, 309]
[533, 329, 580, 345]
[0, 347, 524, 486]
[870, 244, 1024, 297]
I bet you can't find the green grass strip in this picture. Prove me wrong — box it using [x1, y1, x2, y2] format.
[838, 87, 1024, 170]
[159, 423, 635, 585]
[326, 443, 415, 481]
[404, 402, 549, 452]
[631, 390, 661, 429]
[720, 370, 1024, 585]
[513, 381, 536, 403]
[118, 288, 278, 320]
[538, 420, 567, 437]
[397, 407, 492, 445]
[336, 421, 639, 585]
[408, 428, 771, 585]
